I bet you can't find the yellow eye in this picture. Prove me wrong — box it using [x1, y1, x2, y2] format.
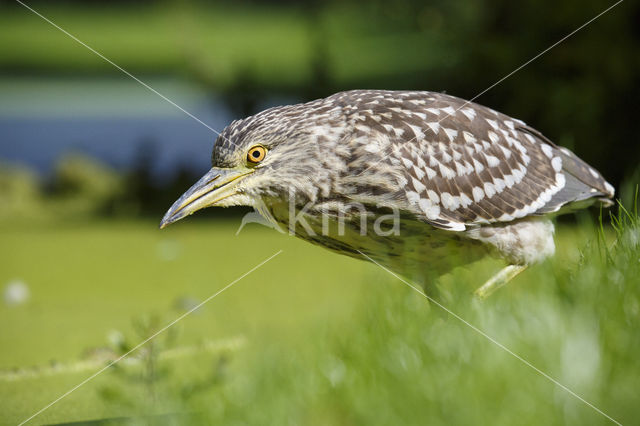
[247, 145, 267, 164]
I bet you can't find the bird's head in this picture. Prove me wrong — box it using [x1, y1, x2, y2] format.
[160, 100, 345, 229]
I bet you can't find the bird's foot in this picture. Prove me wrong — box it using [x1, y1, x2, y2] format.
[474, 264, 528, 299]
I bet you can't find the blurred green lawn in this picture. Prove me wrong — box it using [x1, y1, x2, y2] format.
[0, 219, 371, 424]
[0, 216, 638, 425]
[0, 3, 446, 89]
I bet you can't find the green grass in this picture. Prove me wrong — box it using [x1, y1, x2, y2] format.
[0, 3, 448, 89]
[0, 210, 639, 425]
[0, 218, 370, 424]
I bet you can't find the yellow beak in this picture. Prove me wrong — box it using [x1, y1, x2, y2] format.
[160, 167, 251, 229]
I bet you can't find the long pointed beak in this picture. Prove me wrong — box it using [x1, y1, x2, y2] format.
[160, 167, 252, 229]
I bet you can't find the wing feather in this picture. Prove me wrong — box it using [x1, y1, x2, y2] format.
[337, 90, 613, 230]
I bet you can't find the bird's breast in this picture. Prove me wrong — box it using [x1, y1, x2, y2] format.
[265, 200, 487, 279]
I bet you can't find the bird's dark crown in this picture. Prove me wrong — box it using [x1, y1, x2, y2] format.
[211, 97, 339, 169]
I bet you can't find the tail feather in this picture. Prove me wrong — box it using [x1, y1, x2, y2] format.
[518, 126, 615, 215]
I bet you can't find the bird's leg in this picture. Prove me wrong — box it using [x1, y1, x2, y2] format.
[422, 280, 442, 302]
[415, 269, 444, 302]
[474, 264, 528, 299]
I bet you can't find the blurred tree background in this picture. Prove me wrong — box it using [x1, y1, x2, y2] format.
[0, 0, 638, 217]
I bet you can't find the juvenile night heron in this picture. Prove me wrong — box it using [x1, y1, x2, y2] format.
[161, 90, 614, 297]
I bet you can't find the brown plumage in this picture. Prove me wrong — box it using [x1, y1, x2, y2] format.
[161, 90, 614, 297]
[329, 90, 613, 231]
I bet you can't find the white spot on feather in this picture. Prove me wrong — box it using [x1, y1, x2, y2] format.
[459, 193, 473, 208]
[444, 128, 458, 142]
[551, 156, 562, 172]
[426, 122, 440, 134]
[441, 106, 455, 115]
[484, 154, 500, 168]
[486, 118, 500, 130]
[412, 177, 426, 193]
[497, 213, 514, 221]
[441, 192, 460, 210]
[513, 166, 525, 183]
[413, 165, 425, 180]
[364, 143, 381, 153]
[461, 108, 476, 121]
[472, 158, 485, 173]
[427, 190, 440, 203]
[401, 157, 413, 169]
[463, 131, 476, 144]
[556, 173, 566, 187]
[455, 161, 469, 176]
[419, 199, 441, 220]
[408, 124, 425, 140]
[504, 174, 515, 187]
[604, 182, 615, 196]
[508, 136, 523, 149]
[463, 161, 474, 174]
[560, 147, 573, 156]
[406, 191, 420, 204]
[484, 182, 496, 198]
[499, 145, 512, 159]
[541, 144, 554, 158]
[439, 163, 456, 179]
[472, 186, 484, 202]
